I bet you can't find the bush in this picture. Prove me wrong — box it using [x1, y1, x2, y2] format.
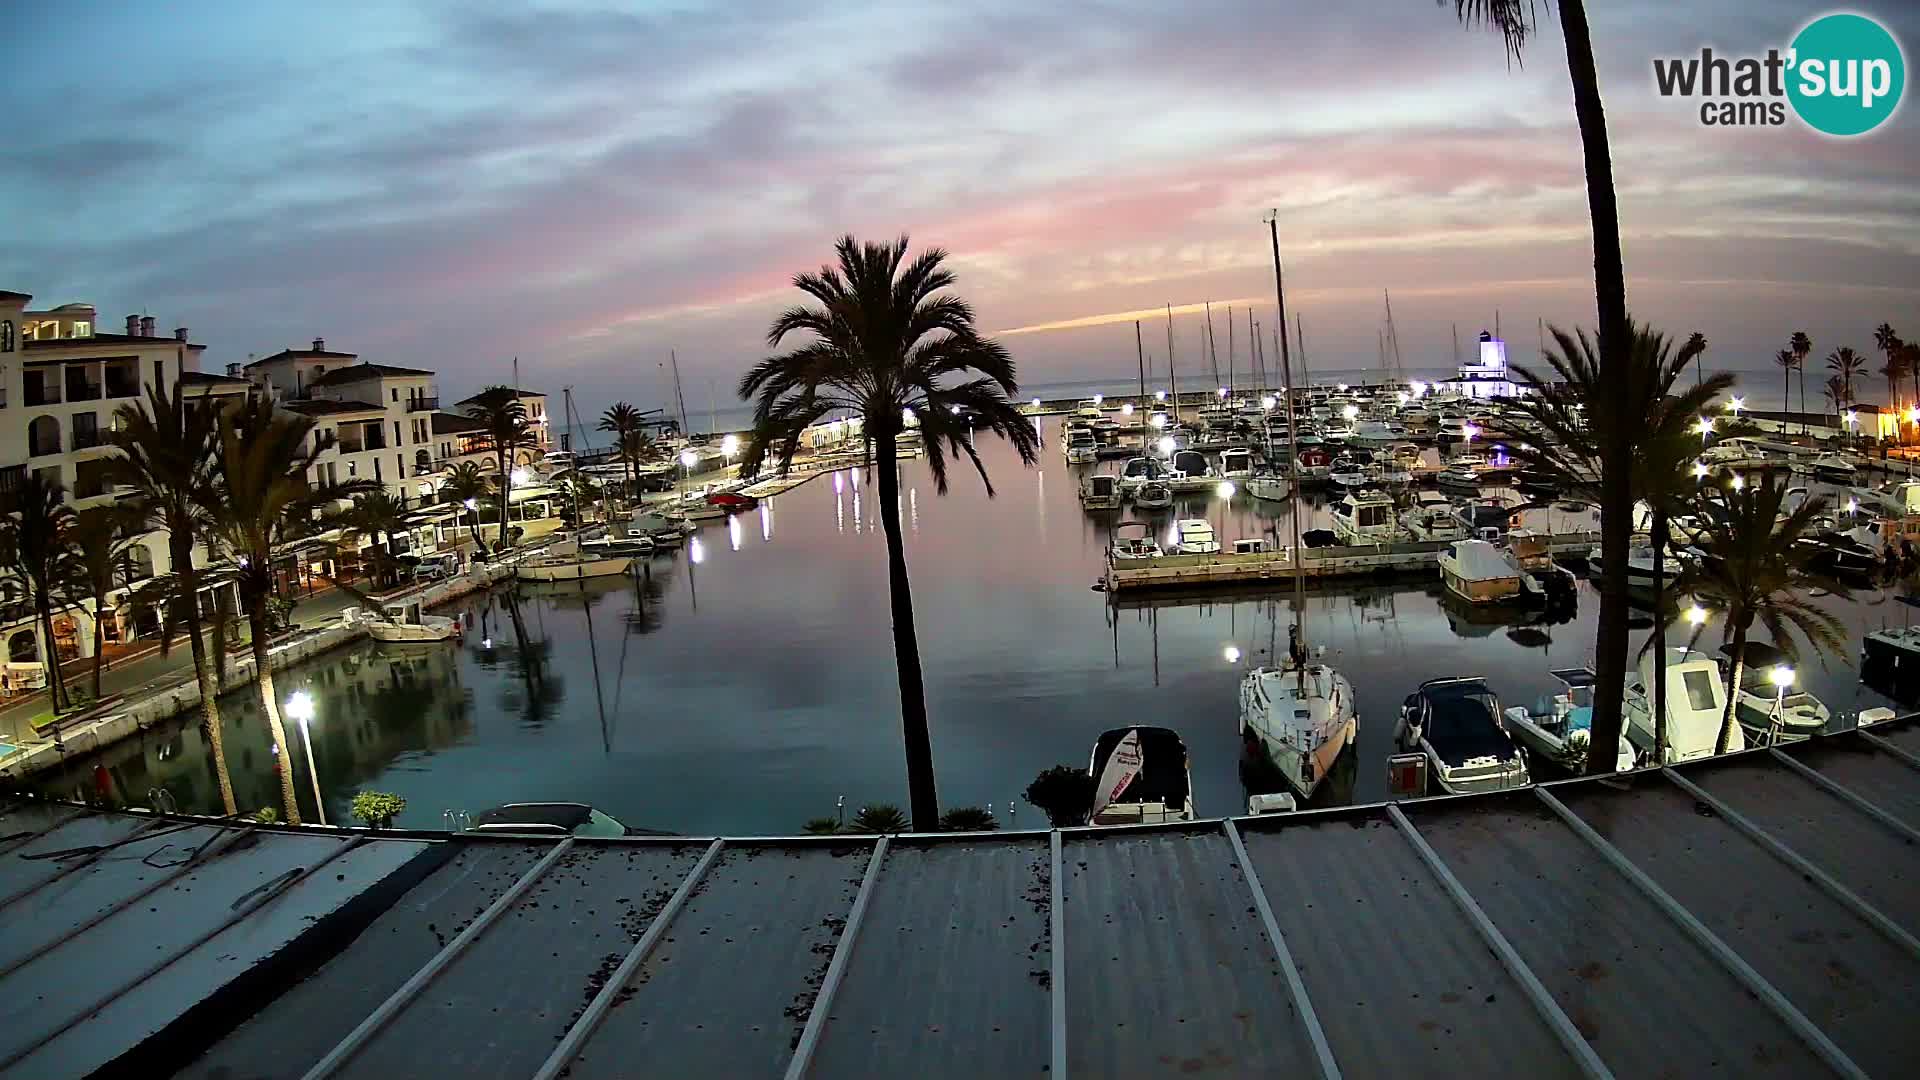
[350, 791, 407, 829]
[802, 817, 843, 835]
[252, 807, 279, 824]
[938, 806, 999, 832]
[848, 804, 908, 834]
[1024, 765, 1094, 827]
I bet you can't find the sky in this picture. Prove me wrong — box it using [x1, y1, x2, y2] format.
[6, 0, 1918, 414]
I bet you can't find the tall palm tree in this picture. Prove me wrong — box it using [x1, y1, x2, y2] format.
[337, 491, 410, 587]
[1449, 0, 1631, 772]
[473, 392, 531, 549]
[108, 378, 235, 814]
[1791, 331, 1812, 434]
[598, 402, 642, 506]
[1679, 472, 1845, 754]
[1824, 373, 1849, 415]
[440, 461, 492, 550]
[1880, 350, 1907, 437]
[739, 235, 1040, 829]
[1827, 346, 1866, 411]
[67, 505, 140, 702]
[1507, 322, 1730, 768]
[0, 475, 78, 713]
[1772, 349, 1797, 433]
[1685, 331, 1707, 387]
[1875, 323, 1902, 403]
[204, 395, 378, 823]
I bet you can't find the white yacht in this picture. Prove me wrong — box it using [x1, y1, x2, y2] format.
[515, 553, 633, 582]
[1173, 518, 1220, 554]
[1246, 470, 1291, 502]
[1806, 453, 1856, 482]
[1585, 540, 1691, 583]
[1087, 727, 1196, 825]
[1134, 481, 1173, 511]
[1501, 667, 1637, 772]
[1350, 419, 1402, 448]
[1167, 449, 1216, 490]
[1404, 497, 1470, 542]
[1079, 473, 1123, 511]
[1623, 648, 1739, 763]
[1063, 425, 1098, 464]
[360, 602, 460, 644]
[632, 511, 690, 548]
[1116, 456, 1164, 496]
[1725, 643, 1830, 742]
[579, 529, 657, 559]
[1437, 454, 1486, 491]
[1394, 677, 1531, 794]
[1109, 522, 1162, 563]
[1239, 663, 1358, 801]
[1218, 448, 1254, 479]
[1330, 489, 1403, 545]
[1438, 539, 1525, 604]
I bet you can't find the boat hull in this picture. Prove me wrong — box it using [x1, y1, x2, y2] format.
[514, 556, 633, 582]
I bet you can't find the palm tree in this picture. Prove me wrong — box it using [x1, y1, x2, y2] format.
[1791, 331, 1812, 433]
[598, 402, 642, 506]
[1507, 322, 1731, 769]
[1880, 350, 1907, 443]
[1678, 472, 1845, 754]
[1824, 373, 1849, 416]
[472, 392, 531, 549]
[440, 461, 492, 550]
[204, 394, 378, 824]
[1773, 349, 1798, 433]
[0, 475, 78, 713]
[1827, 346, 1866, 413]
[739, 235, 1040, 829]
[1685, 331, 1707, 387]
[337, 491, 411, 588]
[108, 378, 235, 814]
[1449, 0, 1631, 776]
[67, 505, 140, 702]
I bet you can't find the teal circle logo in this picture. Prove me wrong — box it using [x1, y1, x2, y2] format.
[1788, 13, 1905, 136]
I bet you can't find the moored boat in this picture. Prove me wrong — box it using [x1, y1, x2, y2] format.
[514, 554, 633, 582]
[1394, 677, 1530, 794]
[1239, 663, 1357, 801]
[1500, 667, 1637, 772]
[359, 602, 460, 644]
[1086, 726, 1196, 825]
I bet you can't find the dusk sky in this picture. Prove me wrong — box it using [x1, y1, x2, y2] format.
[8, 1, 1918, 412]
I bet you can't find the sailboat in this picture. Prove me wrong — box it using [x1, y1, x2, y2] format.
[517, 388, 635, 583]
[1238, 213, 1359, 802]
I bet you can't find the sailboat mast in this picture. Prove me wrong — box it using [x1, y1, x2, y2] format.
[1165, 303, 1179, 426]
[1266, 211, 1306, 644]
[1384, 289, 1404, 381]
[670, 350, 690, 438]
[1134, 320, 1147, 415]
[1227, 305, 1236, 399]
[1249, 309, 1261, 395]
[1296, 313, 1311, 390]
[1204, 302, 1220, 389]
[1453, 323, 1461, 367]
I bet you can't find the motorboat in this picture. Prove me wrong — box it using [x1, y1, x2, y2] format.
[1721, 642, 1830, 742]
[359, 602, 460, 644]
[1437, 454, 1486, 491]
[1173, 518, 1220, 555]
[1294, 446, 1333, 485]
[515, 554, 633, 582]
[1328, 460, 1371, 489]
[1080, 473, 1123, 511]
[1350, 419, 1402, 448]
[1700, 438, 1771, 470]
[1506, 530, 1577, 604]
[1331, 488, 1404, 545]
[632, 511, 689, 549]
[1403, 498, 1469, 542]
[1807, 452, 1857, 482]
[1438, 539, 1525, 604]
[1393, 677, 1530, 794]
[1434, 417, 1477, 447]
[1452, 500, 1514, 543]
[1134, 481, 1173, 511]
[1240, 662, 1358, 801]
[1622, 648, 1738, 763]
[1167, 449, 1216, 490]
[1109, 522, 1162, 563]
[1245, 470, 1291, 502]
[1862, 623, 1920, 703]
[579, 528, 657, 559]
[1500, 667, 1637, 773]
[1853, 478, 1920, 517]
[1218, 448, 1254, 479]
[1062, 425, 1098, 464]
[1389, 443, 1424, 469]
[1116, 456, 1165, 496]
[1795, 526, 1881, 577]
[1074, 399, 1105, 421]
[1086, 727, 1194, 825]
[467, 802, 646, 838]
[1584, 540, 1690, 583]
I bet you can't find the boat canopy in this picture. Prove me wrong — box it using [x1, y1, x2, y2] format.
[1089, 727, 1191, 809]
[1409, 678, 1517, 766]
[1445, 540, 1518, 581]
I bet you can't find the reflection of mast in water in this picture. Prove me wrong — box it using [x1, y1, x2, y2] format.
[1151, 602, 1161, 687]
[578, 579, 611, 753]
[687, 537, 703, 609]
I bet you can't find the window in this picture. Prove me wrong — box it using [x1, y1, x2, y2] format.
[1, 320, 11, 351]
[75, 457, 111, 498]
[391, 388, 399, 403]
[393, 421, 401, 445]
[72, 412, 101, 449]
[153, 360, 164, 388]
[1682, 669, 1719, 712]
[27, 415, 61, 456]
[71, 320, 91, 337]
[373, 457, 382, 481]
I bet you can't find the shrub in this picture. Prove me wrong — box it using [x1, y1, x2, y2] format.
[350, 790, 407, 829]
[1024, 765, 1093, 827]
[938, 806, 999, 832]
[848, 804, 908, 834]
[801, 817, 843, 835]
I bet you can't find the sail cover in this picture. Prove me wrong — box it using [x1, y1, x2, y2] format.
[1091, 728, 1145, 818]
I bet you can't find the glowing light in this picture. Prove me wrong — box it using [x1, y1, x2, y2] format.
[1843, 410, 1858, 429]
[690, 537, 705, 564]
[1693, 461, 1709, 480]
[1223, 646, 1242, 664]
[1411, 380, 1427, 396]
[1727, 396, 1744, 414]
[833, 473, 843, 493]
[1685, 604, 1707, 627]
[720, 434, 739, 458]
[1695, 417, 1714, 436]
[728, 515, 742, 551]
[1463, 424, 1480, 442]
[1149, 412, 1167, 430]
[949, 404, 961, 415]
[481, 637, 493, 649]
[510, 467, 530, 485]
[1769, 664, 1795, 690]
[1341, 404, 1358, 421]
[1731, 474, 1745, 490]
[1847, 497, 1859, 515]
[1217, 387, 1229, 400]
[1157, 436, 1177, 456]
[1336, 383, 1348, 392]
[463, 497, 477, 510]
[1397, 392, 1409, 407]
[1093, 394, 1104, 405]
[1030, 397, 1041, 408]
[285, 691, 315, 725]
[677, 450, 697, 468]
[1908, 407, 1920, 426]
[1261, 396, 1276, 411]
[1120, 403, 1134, 417]
[1154, 390, 1167, 401]
[902, 407, 917, 426]
[1216, 480, 1236, 499]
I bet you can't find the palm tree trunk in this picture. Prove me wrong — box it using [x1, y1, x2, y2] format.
[249, 593, 302, 824]
[496, 450, 512, 550]
[1558, 0, 1631, 776]
[210, 587, 231, 691]
[172, 531, 236, 815]
[38, 599, 69, 714]
[874, 430, 939, 829]
[1650, 509, 1668, 762]
[1785, 366, 1792, 435]
[1716, 629, 1746, 755]
[91, 599, 106, 701]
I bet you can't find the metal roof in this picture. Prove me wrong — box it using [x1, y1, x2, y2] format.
[3, 717, 1917, 1079]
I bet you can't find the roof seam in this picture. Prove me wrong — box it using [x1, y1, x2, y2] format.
[780, 836, 887, 1080]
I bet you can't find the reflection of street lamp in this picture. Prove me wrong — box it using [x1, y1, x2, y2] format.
[1214, 480, 1235, 545]
[285, 691, 325, 826]
[1157, 435, 1176, 457]
[1223, 645, 1242, 664]
[1216, 480, 1236, 499]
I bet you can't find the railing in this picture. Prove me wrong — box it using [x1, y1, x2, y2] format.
[66, 380, 103, 402]
[105, 376, 139, 399]
[337, 439, 365, 454]
[407, 396, 439, 413]
[72, 427, 104, 450]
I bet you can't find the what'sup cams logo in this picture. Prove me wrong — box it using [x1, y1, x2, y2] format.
[1653, 12, 1905, 136]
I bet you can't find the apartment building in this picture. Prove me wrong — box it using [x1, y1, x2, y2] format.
[245, 345, 439, 503]
[453, 386, 551, 462]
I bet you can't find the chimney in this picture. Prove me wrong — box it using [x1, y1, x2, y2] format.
[139, 316, 156, 337]
[125, 314, 139, 336]
[312, 337, 326, 352]
[227, 362, 242, 377]
[174, 326, 188, 342]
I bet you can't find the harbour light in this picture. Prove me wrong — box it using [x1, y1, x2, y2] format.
[1463, 424, 1480, 442]
[1157, 436, 1176, 456]
[463, 497, 477, 510]
[1216, 480, 1236, 499]
[1695, 417, 1713, 437]
[721, 434, 739, 458]
[511, 467, 531, 485]
[1731, 474, 1745, 490]
[1844, 410, 1858, 431]
[1397, 392, 1409, 407]
[285, 691, 315, 725]
[1727, 396, 1744, 414]
[1120, 403, 1134, 417]
[1336, 383, 1348, 392]
[1217, 387, 1229, 400]
[949, 404, 961, 415]
[1769, 664, 1795, 690]
[1261, 396, 1276, 411]
[1341, 404, 1358, 421]
[1847, 497, 1859, 515]
[1223, 646, 1242, 664]
[1685, 604, 1707, 627]
[1149, 412, 1167, 430]
[903, 407, 917, 426]
[1155, 390, 1167, 401]
[1093, 394, 1104, 405]
[1693, 461, 1709, 480]
[1411, 380, 1427, 396]
[1030, 397, 1041, 408]
[678, 450, 698, 468]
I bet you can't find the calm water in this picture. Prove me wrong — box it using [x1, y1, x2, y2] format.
[28, 423, 1909, 833]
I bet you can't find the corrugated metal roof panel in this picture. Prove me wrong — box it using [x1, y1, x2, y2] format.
[1063, 826, 1317, 1077]
[0, 802, 83, 852]
[807, 836, 1051, 1080]
[1874, 717, 1920, 756]
[1689, 757, 1920, 938]
[1782, 738, 1920, 832]
[1239, 809, 1583, 1078]
[179, 839, 549, 1080]
[15, 835, 433, 1079]
[1407, 793, 1833, 1077]
[0, 810, 151, 905]
[1557, 772, 1920, 1078]
[332, 841, 707, 1080]
[563, 842, 872, 1079]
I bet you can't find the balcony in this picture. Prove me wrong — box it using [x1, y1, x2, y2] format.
[72, 427, 105, 450]
[105, 374, 139, 399]
[65, 377, 103, 403]
[337, 439, 365, 455]
[24, 383, 61, 407]
[406, 396, 440, 413]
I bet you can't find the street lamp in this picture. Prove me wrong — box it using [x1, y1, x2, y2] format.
[1157, 435, 1176, 457]
[1696, 416, 1714, 447]
[1093, 394, 1104, 406]
[1336, 382, 1348, 392]
[678, 448, 698, 499]
[1030, 397, 1041, 409]
[1685, 604, 1707, 628]
[1120, 403, 1134, 418]
[1463, 423, 1480, 447]
[1693, 461, 1709, 481]
[1341, 404, 1358, 422]
[1217, 387, 1229, 400]
[1149, 412, 1167, 431]
[1261, 395, 1276, 411]
[1766, 665, 1796, 745]
[1410, 380, 1427, 397]
[1843, 410, 1859, 446]
[1727, 396, 1743, 416]
[902, 407, 917, 427]
[1731, 473, 1746, 491]
[1397, 391, 1409, 408]
[1223, 645, 1242, 664]
[284, 691, 325, 826]
[1154, 390, 1166, 402]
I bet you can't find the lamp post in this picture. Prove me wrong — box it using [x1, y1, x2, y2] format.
[678, 448, 698, 501]
[720, 433, 739, 477]
[1215, 479, 1235, 543]
[1693, 461, 1709, 483]
[1843, 410, 1859, 450]
[1766, 665, 1795, 746]
[1727, 396, 1743, 418]
[284, 691, 325, 826]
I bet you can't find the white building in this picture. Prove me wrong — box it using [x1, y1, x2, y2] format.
[453, 386, 550, 461]
[244, 346, 440, 502]
[1436, 331, 1528, 400]
[1, 291, 248, 678]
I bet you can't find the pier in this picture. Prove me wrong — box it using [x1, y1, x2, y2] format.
[1104, 532, 1600, 591]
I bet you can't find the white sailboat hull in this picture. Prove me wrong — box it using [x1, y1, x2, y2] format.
[515, 556, 633, 582]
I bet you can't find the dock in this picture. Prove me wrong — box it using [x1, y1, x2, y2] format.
[1104, 532, 1599, 591]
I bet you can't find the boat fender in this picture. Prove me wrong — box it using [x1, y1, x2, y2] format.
[1090, 581, 1107, 592]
